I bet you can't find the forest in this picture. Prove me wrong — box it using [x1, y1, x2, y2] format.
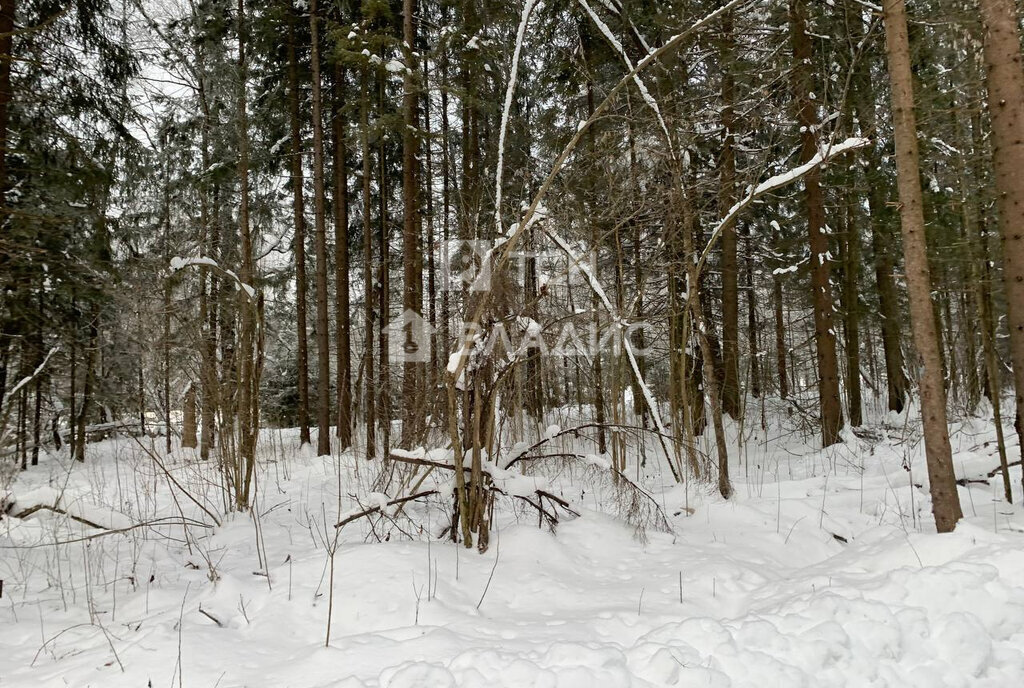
[2, 0, 1024, 685]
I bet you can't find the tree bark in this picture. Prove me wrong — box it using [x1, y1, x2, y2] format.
[849, 4, 908, 414]
[719, 11, 740, 419]
[401, 0, 424, 447]
[978, 0, 1024, 493]
[361, 66, 377, 459]
[332, 62, 352, 448]
[0, 0, 13, 243]
[235, 0, 259, 508]
[790, 0, 843, 447]
[182, 385, 198, 449]
[841, 179, 862, 426]
[882, 0, 963, 532]
[287, 4, 311, 446]
[310, 0, 332, 457]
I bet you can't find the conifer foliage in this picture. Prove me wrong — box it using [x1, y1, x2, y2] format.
[11, 0, 1024, 541]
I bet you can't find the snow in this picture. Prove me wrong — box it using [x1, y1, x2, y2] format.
[698, 137, 869, 270]
[169, 255, 217, 271]
[3, 412, 1024, 687]
[170, 255, 256, 300]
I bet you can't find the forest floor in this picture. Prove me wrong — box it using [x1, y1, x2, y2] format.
[2, 398, 1024, 687]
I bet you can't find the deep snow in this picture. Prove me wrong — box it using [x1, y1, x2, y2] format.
[2, 401, 1024, 687]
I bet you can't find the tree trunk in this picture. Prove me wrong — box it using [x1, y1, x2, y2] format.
[235, 0, 259, 508]
[287, 4, 311, 447]
[719, 11, 740, 419]
[978, 0, 1024, 493]
[401, 0, 424, 447]
[333, 62, 353, 448]
[955, 101, 1011, 500]
[197, 71, 217, 460]
[310, 0, 332, 457]
[377, 66, 391, 455]
[744, 226, 760, 400]
[849, 5, 908, 414]
[842, 180, 863, 426]
[162, 139, 173, 456]
[773, 232, 788, 399]
[0, 0, 13, 248]
[74, 305, 99, 462]
[790, 0, 843, 447]
[361, 66, 377, 459]
[182, 385, 198, 449]
[882, 0, 963, 532]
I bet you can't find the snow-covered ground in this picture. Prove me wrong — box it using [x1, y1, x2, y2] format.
[2, 402, 1024, 687]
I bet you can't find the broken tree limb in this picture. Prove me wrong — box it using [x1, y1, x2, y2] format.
[12, 504, 106, 530]
[335, 490, 439, 529]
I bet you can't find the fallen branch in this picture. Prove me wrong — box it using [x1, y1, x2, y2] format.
[388, 452, 463, 472]
[503, 422, 678, 471]
[12, 503, 106, 529]
[335, 490, 438, 529]
[197, 605, 224, 628]
[2, 516, 215, 549]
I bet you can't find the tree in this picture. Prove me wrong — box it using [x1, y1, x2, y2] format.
[977, 0, 1024, 493]
[790, 0, 843, 447]
[310, 0, 332, 457]
[401, 0, 423, 447]
[882, 0, 963, 532]
[287, 0, 312, 447]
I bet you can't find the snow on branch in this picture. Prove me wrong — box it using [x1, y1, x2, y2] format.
[170, 255, 256, 301]
[577, 0, 672, 150]
[697, 137, 870, 272]
[447, 0, 755, 385]
[494, 0, 540, 238]
[4, 347, 58, 404]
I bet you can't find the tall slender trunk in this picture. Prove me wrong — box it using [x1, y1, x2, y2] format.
[162, 139, 173, 456]
[955, 101, 1010, 499]
[287, 5, 311, 446]
[772, 225, 788, 399]
[197, 69, 217, 459]
[310, 0, 332, 457]
[439, 47, 453, 429]
[583, 52, 606, 454]
[30, 289, 42, 466]
[790, 0, 843, 446]
[882, 0, 963, 532]
[333, 62, 352, 448]
[842, 178, 862, 426]
[423, 57, 439, 418]
[69, 295, 77, 444]
[682, 174, 731, 498]
[377, 66, 391, 454]
[719, 11, 740, 419]
[744, 226, 760, 400]
[361, 66, 377, 459]
[849, 6, 908, 414]
[236, 0, 259, 508]
[401, 0, 423, 446]
[74, 305, 99, 462]
[0, 0, 13, 248]
[978, 0, 1024, 493]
